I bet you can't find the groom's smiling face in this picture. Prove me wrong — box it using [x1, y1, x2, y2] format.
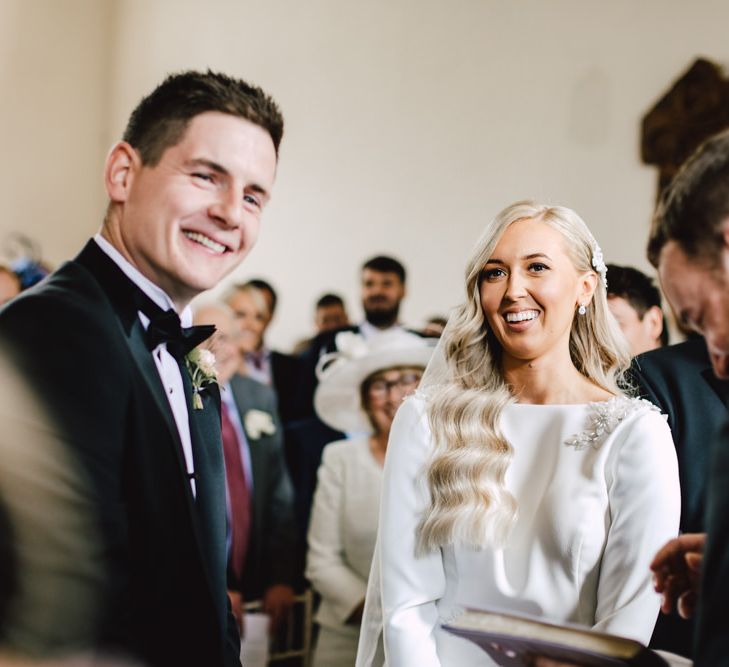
[106, 111, 277, 309]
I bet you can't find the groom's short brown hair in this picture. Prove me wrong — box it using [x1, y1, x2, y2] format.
[122, 70, 284, 165]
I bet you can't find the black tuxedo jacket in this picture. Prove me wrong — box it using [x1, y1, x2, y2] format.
[0, 241, 239, 666]
[695, 417, 729, 666]
[630, 339, 729, 658]
[228, 375, 296, 600]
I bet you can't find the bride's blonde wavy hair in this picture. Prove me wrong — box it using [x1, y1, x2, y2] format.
[416, 201, 631, 552]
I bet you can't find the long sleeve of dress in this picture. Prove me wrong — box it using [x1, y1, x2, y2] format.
[378, 398, 445, 666]
[592, 408, 681, 641]
[306, 443, 368, 622]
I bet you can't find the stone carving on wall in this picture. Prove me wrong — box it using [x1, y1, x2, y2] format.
[642, 57, 729, 197]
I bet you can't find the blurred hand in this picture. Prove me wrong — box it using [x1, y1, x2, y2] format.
[227, 589, 245, 637]
[346, 599, 366, 625]
[263, 584, 295, 636]
[650, 533, 705, 619]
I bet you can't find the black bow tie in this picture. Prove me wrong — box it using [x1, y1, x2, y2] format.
[145, 309, 216, 359]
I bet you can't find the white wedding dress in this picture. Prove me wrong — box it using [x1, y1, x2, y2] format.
[356, 394, 681, 666]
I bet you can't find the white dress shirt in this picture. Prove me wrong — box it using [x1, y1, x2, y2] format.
[358, 321, 405, 341]
[94, 234, 197, 496]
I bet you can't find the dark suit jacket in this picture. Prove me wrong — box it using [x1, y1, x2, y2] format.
[630, 339, 729, 658]
[228, 375, 296, 601]
[269, 350, 301, 424]
[695, 416, 729, 666]
[0, 241, 239, 666]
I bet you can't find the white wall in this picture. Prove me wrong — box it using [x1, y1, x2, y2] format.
[0, 0, 114, 264]
[3, 0, 729, 348]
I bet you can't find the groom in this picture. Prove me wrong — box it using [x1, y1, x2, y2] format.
[0, 71, 282, 666]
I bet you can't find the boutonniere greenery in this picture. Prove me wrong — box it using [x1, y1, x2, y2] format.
[244, 409, 276, 440]
[184, 348, 218, 410]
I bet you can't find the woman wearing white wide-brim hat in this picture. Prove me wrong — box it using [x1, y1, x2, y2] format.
[306, 330, 433, 667]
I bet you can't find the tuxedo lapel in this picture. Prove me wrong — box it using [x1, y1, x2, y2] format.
[75, 241, 193, 488]
[184, 378, 227, 597]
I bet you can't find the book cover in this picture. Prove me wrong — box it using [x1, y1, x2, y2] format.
[443, 608, 687, 666]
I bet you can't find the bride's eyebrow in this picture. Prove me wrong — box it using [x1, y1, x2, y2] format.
[484, 253, 552, 264]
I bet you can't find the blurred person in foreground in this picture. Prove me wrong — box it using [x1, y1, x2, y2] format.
[193, 304, 296, 637]
[0, 347, 101, 660]
[605, 263, 667, 356]
[357, 201, 680, 666]
[648, 129, 729, 666]
[0, 70, 283, 666]
[306, 331, 432, 666]
[0, 267, 20, 306]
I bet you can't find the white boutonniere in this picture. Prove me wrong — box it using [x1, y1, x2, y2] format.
[185, 348, 218, 410]
[244, 409, 276, 440]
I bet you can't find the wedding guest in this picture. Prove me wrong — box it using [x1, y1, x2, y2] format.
[297, 255, 412, 414]
[226, 281, 300, 424]
[605, 263, 666, 355]
[194, 304, 296, 637]
[292, 259, 414, 513]
[0, 70, 283, 666]
[292, 293, 351, 355]
[420, 315, 448, 338]
[307, 331, 432, 667]
[245, 277, 277, 327]
[357, 201, 680, 666]
[315, 293, 350, 335]
[647, 128, 729, 666]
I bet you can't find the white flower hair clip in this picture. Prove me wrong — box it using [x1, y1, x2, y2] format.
[591, 241, 608, 289]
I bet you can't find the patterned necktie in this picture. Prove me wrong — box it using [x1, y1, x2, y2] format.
[220, 402, 251, 581]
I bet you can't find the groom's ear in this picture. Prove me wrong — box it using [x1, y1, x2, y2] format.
[104, 141, 140, 203]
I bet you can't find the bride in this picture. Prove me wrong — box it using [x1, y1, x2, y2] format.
[356, 201, 681, 666]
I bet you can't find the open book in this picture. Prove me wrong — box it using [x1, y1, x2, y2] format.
[442, 608, 691, 666]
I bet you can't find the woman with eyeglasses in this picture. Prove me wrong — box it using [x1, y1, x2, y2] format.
[305, 330, 433, 667]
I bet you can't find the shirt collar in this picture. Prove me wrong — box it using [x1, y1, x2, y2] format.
[93, 233, 192, 327]
[359, 320, 403, 339]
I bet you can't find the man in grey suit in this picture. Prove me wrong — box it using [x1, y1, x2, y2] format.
[195, 304, 296, 636]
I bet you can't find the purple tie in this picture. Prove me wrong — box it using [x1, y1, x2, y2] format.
[220, 402, 251, 581]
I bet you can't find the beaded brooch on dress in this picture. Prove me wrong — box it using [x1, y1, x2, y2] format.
[565, 396, 660, 451]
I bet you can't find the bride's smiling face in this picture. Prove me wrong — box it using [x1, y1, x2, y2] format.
[479, 217, 596, 365]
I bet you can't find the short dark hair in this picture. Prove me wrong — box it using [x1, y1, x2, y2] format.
[244, 278, 277, 315]
[362, 255, 406, 283]
[648, 129, 729, 268]
[316, 293, 344, 309]
[123, 70, 284, 166]
[606, 264, 668, 346]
